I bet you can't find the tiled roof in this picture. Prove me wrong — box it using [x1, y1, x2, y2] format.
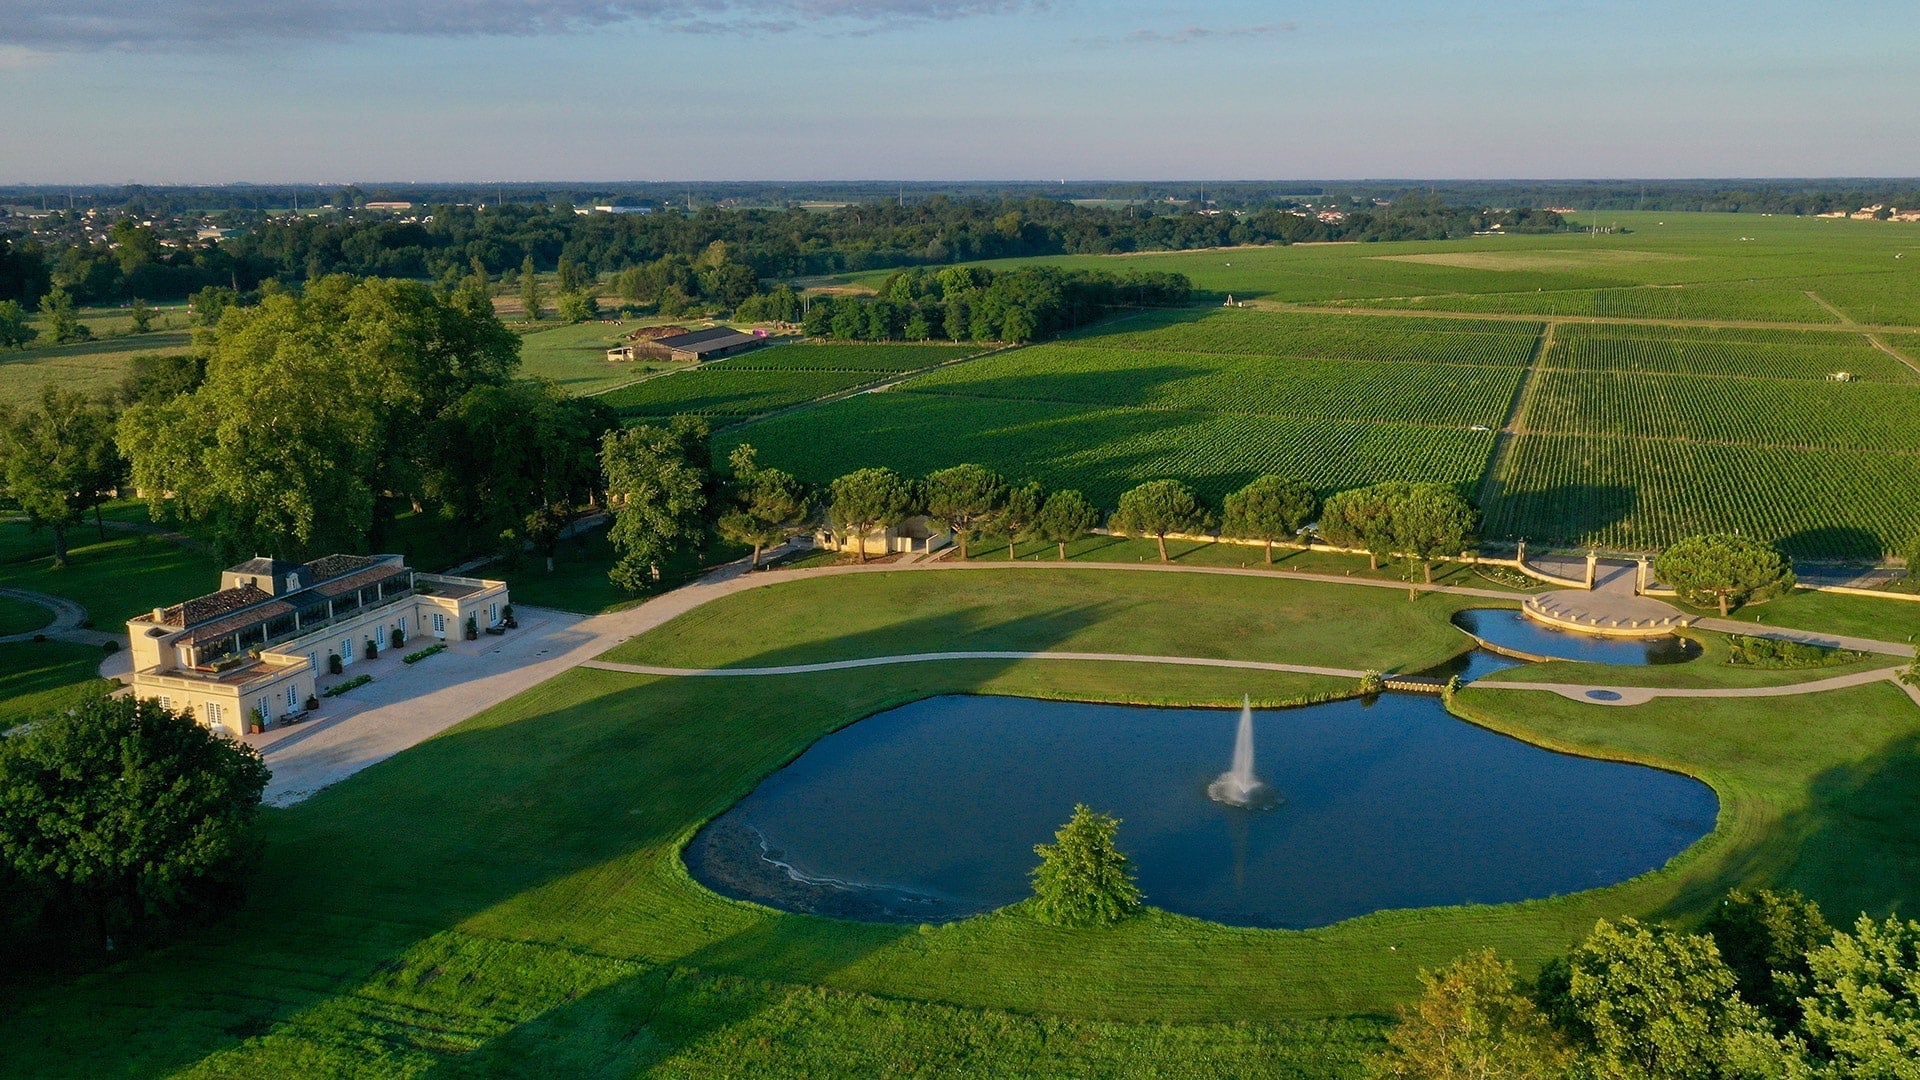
[658, 327, 758, 353]
[303, 554, 380, 580]
[313, 564, 408, 599]
[163, 585, 274, 628]
[180, 600, 295, 646]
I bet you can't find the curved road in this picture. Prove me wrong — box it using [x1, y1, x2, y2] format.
[233, 552, 1920, 804]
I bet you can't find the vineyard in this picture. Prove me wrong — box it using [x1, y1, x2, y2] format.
[1350, 282, 1842, 323]
[904, 345, 1525, 428]
[1066, 309, 1542, 366]
[1544, 324, 1915, 382]
[720, 391, 1497, 509]
[1483, 434, 1920, 560]
[1524, 370, 1920, 453]
[598, 342, 977, 421]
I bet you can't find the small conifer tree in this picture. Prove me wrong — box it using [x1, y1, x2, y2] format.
[1029, 804, 1142, 928]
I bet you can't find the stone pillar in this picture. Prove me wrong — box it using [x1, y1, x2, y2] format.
[1584, 551, 1598, 590]
[1636, 556, 1650, 596]
[1516, 538, 1527, 567]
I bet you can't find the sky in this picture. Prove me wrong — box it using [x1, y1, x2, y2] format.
[1, 0, 1917, 183]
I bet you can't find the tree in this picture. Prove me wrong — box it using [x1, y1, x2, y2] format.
[1800, 914, 1920, 1076]
[519, 255, 541, 320]
[827, 467, 917, 564]
[556, 290, 598, 323]
[37, 286, 88, 344]
[1319, 483, 1400, 570]
[1374, 949, 1572, 1080]
[1561, 917, 1784, 1080]
[1702, 889, 1832, 1033]
[0, 299, 32, 350]
[1220, 475, 1319, 564]
[602, 417, 709, 591]
[717, 445, 811, 570]
[120, 352, 204, 406]
[924, 463, 1006, 560]
[1389, 483, 1479, 583]
[1000, 479, 1044, 561]
[0, 695, 269, 946]
[1029, 804, 1141, 928]
[0, 386, 122, 565]
[1654, 535, 1796, 616]
[129, 297, 154, 334]
[117, 277, 520, 559]
[1111, 479, 1210, 562]
[1028, 489, 1100, 560]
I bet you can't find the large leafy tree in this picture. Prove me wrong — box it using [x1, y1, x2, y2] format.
[1654, 535, 1796, 616]
[117, 276, 519, 559]
[1800, 914, 1920, 1075]
[1376, 949, 1572, 1080]
[1029, 804, 1141, 928]
[1556, 918, 1784, 1080]
[1027, 488, 1100, 560]
[923, 463, 1006, 560]
[998, 479, 1045, 561]
[36, 286, 88, 344]
[1319, 483, 1401, 570]
[1388, 483, 1479, 583]
[0, 386, 123, 565]
[717, 445, 811, 570]
[425, 380, 613, 557]
[1702, 889, 1832, 1033]
[1220, 474, 1319, 564]
[602, 416, 710, 591]
[1111, 479, 1210, 562]
[0, 299, 33, 350]
[0, 695, 269, 945]
[827, 467, 917, 564]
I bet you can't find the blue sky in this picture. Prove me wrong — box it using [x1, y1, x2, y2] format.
[1, 0, 1915, 183]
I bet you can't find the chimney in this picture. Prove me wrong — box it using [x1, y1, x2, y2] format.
[152, 607, 166, 623]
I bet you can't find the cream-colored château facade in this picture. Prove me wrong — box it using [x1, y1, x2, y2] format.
[126, 554, 508, 738]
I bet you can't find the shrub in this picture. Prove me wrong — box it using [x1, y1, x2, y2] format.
[321, 674, 371, 698]
[327, 653, 343, 675]
[304, 695, 319, 712]
[402, 644, 445, 665]
[1726, 634, 1865, 669]
[391, 627, 405, 648]
[100, 640, 119, 654]
[1029, 804, 1141, 928]
[363, 639, 377, 661]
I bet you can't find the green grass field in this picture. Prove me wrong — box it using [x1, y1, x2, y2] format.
[5, 567, 1916, 1076]
[0, 521, 223, 627]
[515, 320, 676, 395]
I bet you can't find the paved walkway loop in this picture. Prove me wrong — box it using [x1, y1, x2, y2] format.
[254, 554, 1920, 805]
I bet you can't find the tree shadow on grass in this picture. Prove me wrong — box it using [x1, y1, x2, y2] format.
[1653, 725, 1920, 928]
[0, 603, 1088, 1076]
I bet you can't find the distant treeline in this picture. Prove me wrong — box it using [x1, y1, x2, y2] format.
[788, 266, 1193, 343]
[8, 178, 1920, 214]
[0, 195, 1561, 307]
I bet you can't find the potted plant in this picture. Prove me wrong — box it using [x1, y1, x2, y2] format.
[465, 614, 479, 641]
[392, 626, 406, 648]
[249, 708, 266, 735]
[502, 604, 517, 629]
[364, 639, 378, 661]
[305, 694, 319, 712]
[328, 653, 343, 675]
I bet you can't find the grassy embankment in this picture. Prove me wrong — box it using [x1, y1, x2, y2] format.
[3, 567, 1915, 1076]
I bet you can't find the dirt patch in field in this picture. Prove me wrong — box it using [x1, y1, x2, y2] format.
[1374, 249, 1695, 272]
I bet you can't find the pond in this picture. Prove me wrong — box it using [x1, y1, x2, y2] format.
[685, 694, 1717, 929]
[1453, 609, 1702, 665]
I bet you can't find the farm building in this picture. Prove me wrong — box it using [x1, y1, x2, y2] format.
[814, 516, 953, 558]
[607, 326, 767, 363]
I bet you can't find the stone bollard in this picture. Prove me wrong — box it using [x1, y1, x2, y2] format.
[1584, 551, 1599, 590]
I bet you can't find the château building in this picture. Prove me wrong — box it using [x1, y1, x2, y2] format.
[125, 554, 508, 737]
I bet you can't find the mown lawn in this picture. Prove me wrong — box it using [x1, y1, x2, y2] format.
[4, 567, 1916, 1076]
[0, 594, 52, 636]
[0, 640, 113, 732]
[0, 530, 222, 627]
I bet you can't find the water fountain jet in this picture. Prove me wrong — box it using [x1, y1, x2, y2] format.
[1208, 696, 1274, 808]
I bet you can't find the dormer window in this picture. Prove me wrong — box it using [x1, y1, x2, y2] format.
[286, 574, 299, 592]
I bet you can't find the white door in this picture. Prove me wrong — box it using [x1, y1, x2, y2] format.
[341, 637, 354, 666]
[432, 612, 446, 639]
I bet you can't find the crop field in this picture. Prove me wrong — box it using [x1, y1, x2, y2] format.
[600, 341, 977, 421]
[1544, 323, 1915, 381]
[766, 216, 1920, 560]
[1063, 309, 1542, 366]
[725, 310, 1528, 504]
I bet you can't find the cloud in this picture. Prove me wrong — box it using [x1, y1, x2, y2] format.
[1123, 22, 1295, 45]
[0, 0, 1038, 51]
